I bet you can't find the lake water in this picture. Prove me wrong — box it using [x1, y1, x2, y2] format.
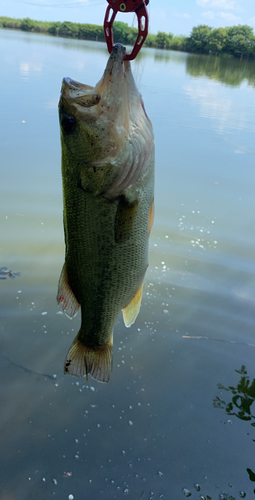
[1, 28, 255, 500]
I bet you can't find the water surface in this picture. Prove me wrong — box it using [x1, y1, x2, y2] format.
[1, 29, 255, 500]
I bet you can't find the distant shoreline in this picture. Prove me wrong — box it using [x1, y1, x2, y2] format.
[0, 16, 254, 60]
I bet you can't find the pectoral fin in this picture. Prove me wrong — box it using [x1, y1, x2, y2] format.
[114, 195, 138, 244]
[122, 281, 144, 327]
[57, 262, 80, 318]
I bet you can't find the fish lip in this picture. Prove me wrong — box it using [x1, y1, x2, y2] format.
[61, 77, 92, 95]
[108, 43, 126, 64]
[99, 43, 126, 84]
[92, 43, 129, 117]
[60, 77, 101, 109]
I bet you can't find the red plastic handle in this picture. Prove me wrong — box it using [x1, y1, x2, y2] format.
[106, 0, 149, 13]
[104, 0, 149, 60]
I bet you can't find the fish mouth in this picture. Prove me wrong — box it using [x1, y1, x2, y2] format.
[59, 43, 129, 118]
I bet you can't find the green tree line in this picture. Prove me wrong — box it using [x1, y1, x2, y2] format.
[0, 16, 255, 59]
[187, 24, 255, 59]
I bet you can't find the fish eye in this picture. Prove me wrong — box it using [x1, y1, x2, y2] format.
[60, 114, 76, 134]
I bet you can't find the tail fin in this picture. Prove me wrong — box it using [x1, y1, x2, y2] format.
[64, 335, 113, 383]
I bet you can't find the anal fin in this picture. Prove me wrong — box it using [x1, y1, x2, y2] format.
[122, 281, 144, 328]
[57, 262, 80, 318]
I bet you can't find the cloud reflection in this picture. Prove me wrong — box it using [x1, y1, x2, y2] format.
[19, 61, 42, 80]
[183, 82, 248, 134]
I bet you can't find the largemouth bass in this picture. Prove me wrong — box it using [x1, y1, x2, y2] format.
[57, 43, 154, 383]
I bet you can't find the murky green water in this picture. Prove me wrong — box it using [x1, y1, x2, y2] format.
[1, 28, 255, 500]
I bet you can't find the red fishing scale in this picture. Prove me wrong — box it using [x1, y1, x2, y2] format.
[104, 0, 149, 60]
